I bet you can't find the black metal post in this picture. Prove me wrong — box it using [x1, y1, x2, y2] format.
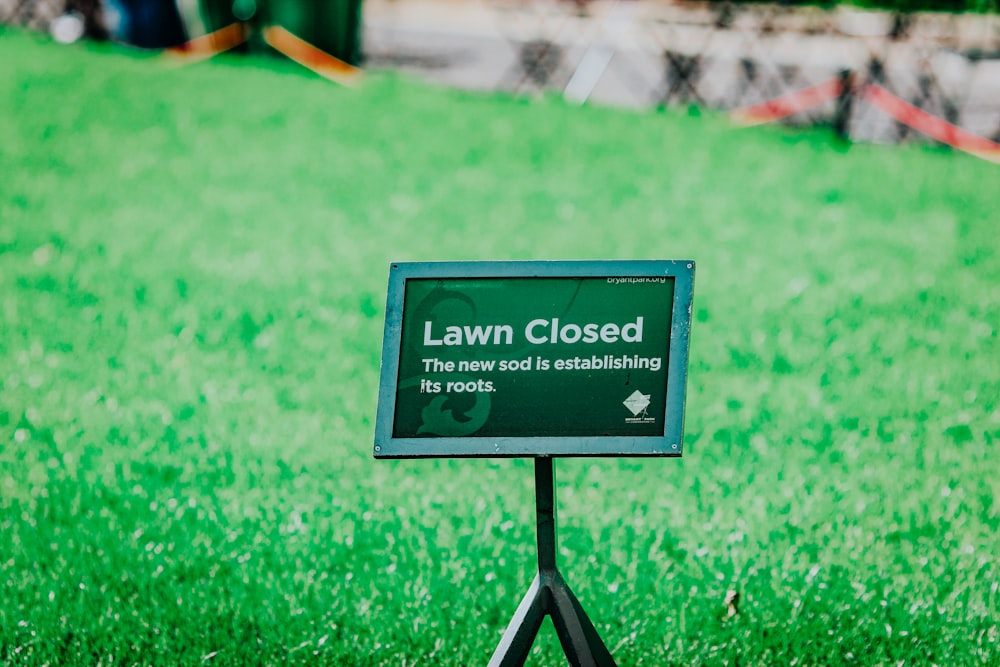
[833, 69, 854, 142]
[488, 458, 616, 667]
[535, 456, 558, 573]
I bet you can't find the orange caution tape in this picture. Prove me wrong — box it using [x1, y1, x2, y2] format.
[166, 22, 249, 62]
[863, 84, 1000, 165]
[262, 25, 362, 86]
[730, 77, 844, 127]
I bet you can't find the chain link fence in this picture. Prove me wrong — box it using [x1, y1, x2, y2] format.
[365, 0, 1000, 148]
[1, 0, 64, 30]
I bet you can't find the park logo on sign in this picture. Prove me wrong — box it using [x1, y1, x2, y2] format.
[623, 389, 656, 424]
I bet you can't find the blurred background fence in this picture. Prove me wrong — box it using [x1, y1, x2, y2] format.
[365, 0, 1000, 147]
[4, 0, 999, 146]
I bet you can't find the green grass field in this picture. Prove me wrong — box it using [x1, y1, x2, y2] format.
[1, 28, 998, 666]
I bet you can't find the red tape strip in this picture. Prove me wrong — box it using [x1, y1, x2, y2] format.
[863, 84, 1000, 164]
[263, 26, 362, 86]
[166, 23, 249, 61]
[730, 77, 844, 126]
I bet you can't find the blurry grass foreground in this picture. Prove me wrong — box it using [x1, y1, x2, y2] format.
[1, 30, 999, 666]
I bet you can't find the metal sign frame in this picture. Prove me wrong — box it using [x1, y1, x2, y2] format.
[374, 260, 695, 459]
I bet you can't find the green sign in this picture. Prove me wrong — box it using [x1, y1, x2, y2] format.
[374, 261, 694, 458]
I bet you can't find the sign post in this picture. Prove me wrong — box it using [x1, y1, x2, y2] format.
[374, 260, 695, 665]
[489, 456, 616, 666]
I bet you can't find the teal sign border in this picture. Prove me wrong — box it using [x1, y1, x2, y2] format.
[374, 260, 695, 458]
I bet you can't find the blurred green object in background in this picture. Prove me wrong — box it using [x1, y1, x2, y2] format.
[187, 0, 362, 65]
[268, 0, 362, 66]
